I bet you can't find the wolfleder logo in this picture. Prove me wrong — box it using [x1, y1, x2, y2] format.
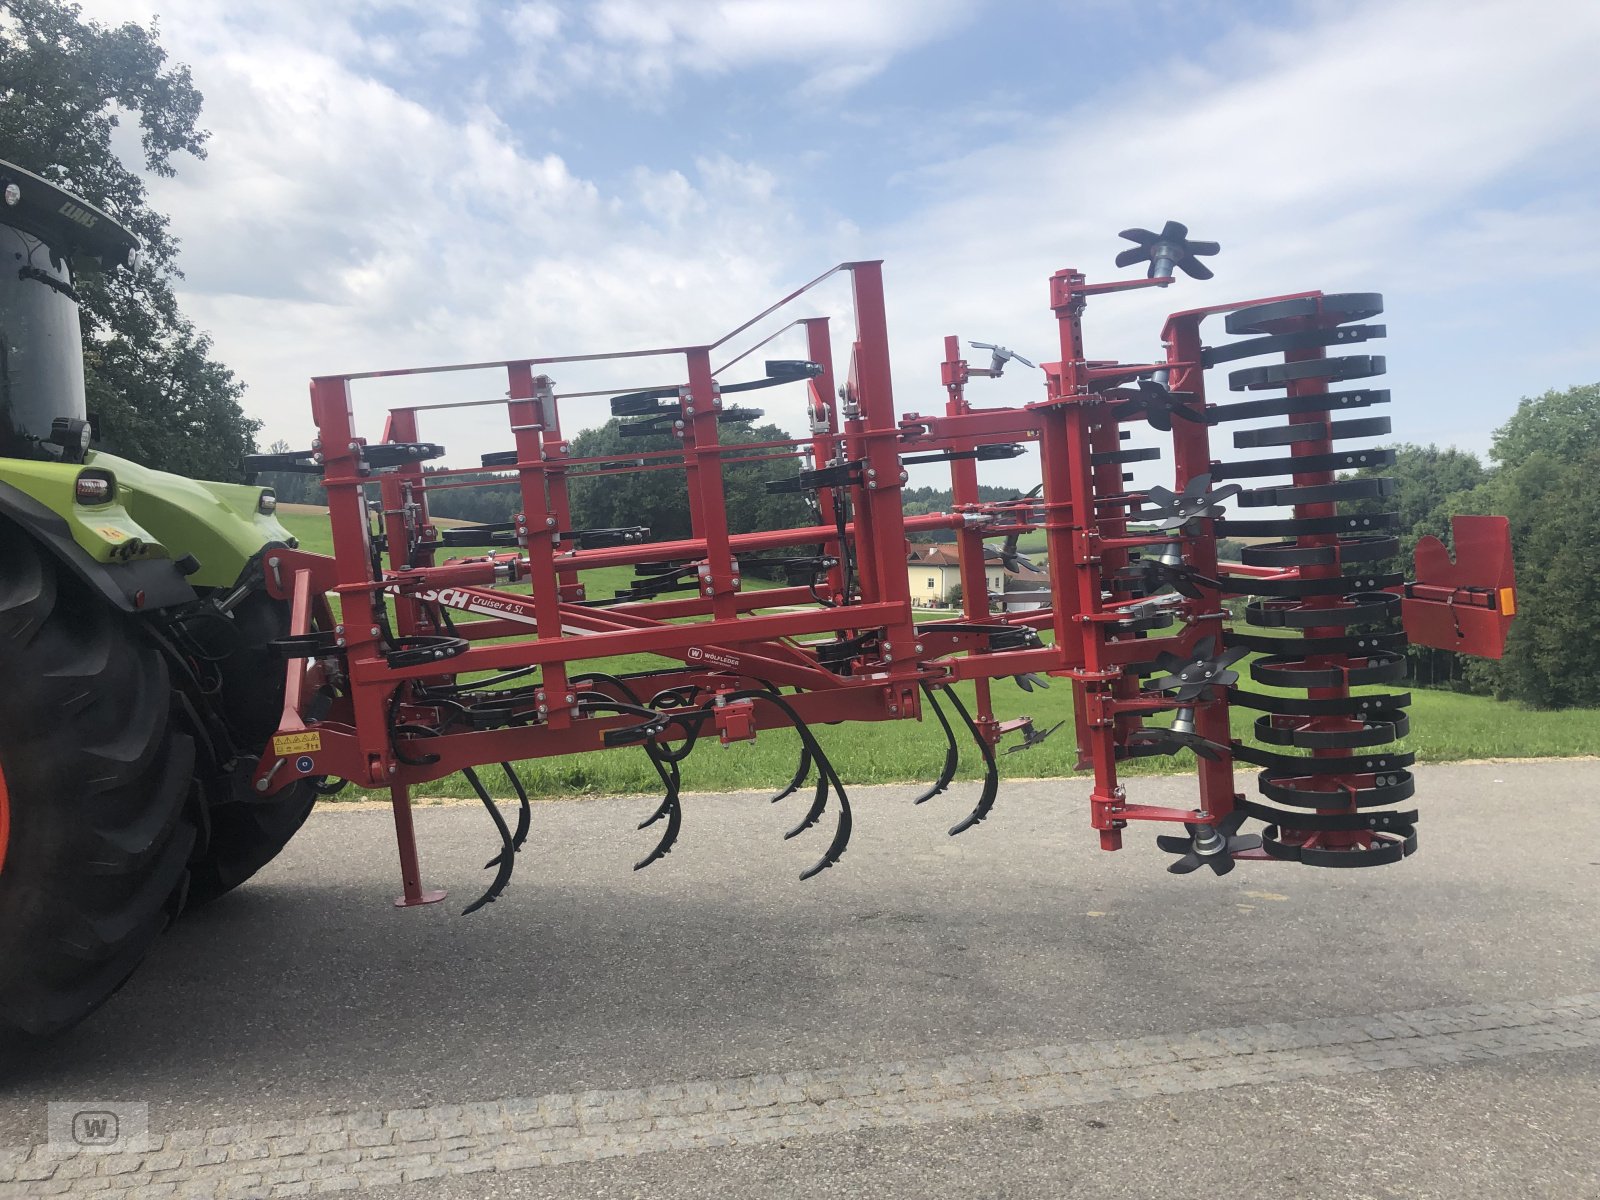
[45, 1102, 150, 1155]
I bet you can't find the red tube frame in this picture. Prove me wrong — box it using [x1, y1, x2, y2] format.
[249, 252, 1503, 898]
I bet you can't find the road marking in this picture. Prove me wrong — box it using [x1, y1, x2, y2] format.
[1242, 889, 1290, 901]
[4, 993, 1597, 1197]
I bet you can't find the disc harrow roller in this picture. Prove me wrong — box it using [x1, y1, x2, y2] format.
[1206, 293, 1418, 867]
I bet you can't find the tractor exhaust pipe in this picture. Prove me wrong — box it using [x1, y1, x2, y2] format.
[0, 160, 138, 461]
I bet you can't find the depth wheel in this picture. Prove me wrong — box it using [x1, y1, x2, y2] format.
[183, 591, 316, 906]
[0, 521, 196, 1044]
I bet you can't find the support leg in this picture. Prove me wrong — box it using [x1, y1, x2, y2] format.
[390, 783, 447, 908]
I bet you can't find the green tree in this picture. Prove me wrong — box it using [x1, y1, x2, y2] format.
[1355, 443, 1487, 562]
[0, 0, 258, 478]
[1489, 383, 1600, 469]
[1455, 385, 1600, 708]
[566, 417, 813, 543]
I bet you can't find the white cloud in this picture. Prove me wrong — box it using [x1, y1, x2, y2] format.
[67, 0, 842, 457]
[531, 0, 981, 99]
[867, 0, 1600, 477]
[63, 0, 1600, 478]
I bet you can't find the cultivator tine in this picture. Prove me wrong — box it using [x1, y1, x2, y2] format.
[570, 672, 687, 870]
[783, 744, 831, 840]
[636, 753, 680, 829]
[800, 777, 852, 882]
[632, 734, 685, 869]
[940, 687, 998, 836]
[912, 682, 960, 805]
[770, 741, 812, 804]
[753, 680, 813, 805]
[482, 762, 531, 867]
[794, 733, 852, 881]
[462, 766, 517, 915]
[719, 689, 854, 879]
[633, 756, 682, 871]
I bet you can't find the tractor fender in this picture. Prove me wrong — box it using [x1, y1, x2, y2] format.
[0, 478, 195, 612]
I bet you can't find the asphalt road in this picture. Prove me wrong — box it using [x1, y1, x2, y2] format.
[3, 759, 1598, 1197]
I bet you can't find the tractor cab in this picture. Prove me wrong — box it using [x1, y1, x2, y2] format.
[0, 158, 139, 462]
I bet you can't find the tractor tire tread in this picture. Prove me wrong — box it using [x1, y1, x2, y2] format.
[0, 522, 196, 1044]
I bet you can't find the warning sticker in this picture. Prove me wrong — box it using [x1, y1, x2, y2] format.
[273, 731, 322, 756]
[98, 526, 128, 542]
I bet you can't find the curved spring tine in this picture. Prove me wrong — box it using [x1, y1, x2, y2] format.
[798, 750, 851, 882]
[649, 709, 707, 764]
[718, 689, 854, 879]
[728, 680, 826, 838]
[636, 751, 680, 828]
[462, 766, 517, 915]
[770, 742, 812, 803]
[569, 675, 689, 870]
[483, 762, 532, 867]
[912, 682, 959, 805]
[761, 682, 813, 803]
[571, 673, 672, 815]
[633, 760, 683, 870]
[940, 687, 999, 836]
[785, 761, 830, 840]
[629, 727, 684, 866]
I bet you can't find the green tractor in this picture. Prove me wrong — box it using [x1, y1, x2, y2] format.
[0, 160, 317, 1045]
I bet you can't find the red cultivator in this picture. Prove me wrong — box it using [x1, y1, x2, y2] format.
[245, 224, 1516, 910]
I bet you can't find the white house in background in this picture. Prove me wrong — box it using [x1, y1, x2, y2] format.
[906, 544, 1020, 606]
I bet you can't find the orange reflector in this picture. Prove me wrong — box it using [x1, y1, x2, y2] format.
[1498, 587, 1517, 616]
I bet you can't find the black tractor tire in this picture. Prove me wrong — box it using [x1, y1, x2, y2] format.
[0, 521, 196, 1044]
[183, 591, 316, 907]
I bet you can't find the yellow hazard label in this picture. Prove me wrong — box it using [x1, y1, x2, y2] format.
[97, 526, 128, 541]
[273, 731, 322, 756]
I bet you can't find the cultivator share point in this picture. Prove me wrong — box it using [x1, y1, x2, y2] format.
[238, 227, 1516, 911]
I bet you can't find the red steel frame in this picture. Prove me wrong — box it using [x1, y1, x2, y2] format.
[251, 255, 1513, 903]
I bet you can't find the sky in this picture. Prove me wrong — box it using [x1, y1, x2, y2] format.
[78, 0, 1600, 491]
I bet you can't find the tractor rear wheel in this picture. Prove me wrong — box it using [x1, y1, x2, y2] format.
[0, 522, 196, 1043]
[183, 591, 317, 907]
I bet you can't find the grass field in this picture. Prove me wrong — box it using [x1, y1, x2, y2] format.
[275, 512, 1597, 803]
